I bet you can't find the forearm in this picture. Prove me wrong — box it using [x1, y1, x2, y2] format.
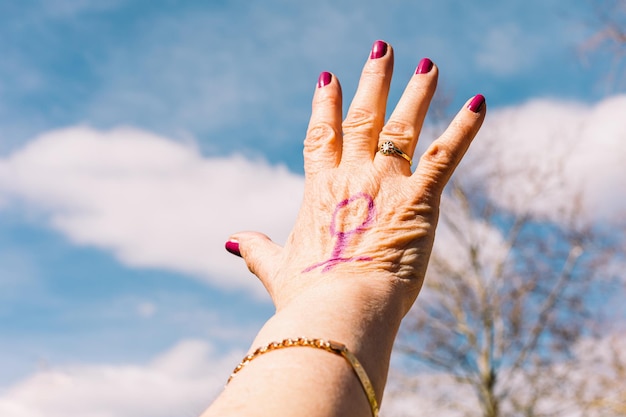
[203, 275, 407, 417]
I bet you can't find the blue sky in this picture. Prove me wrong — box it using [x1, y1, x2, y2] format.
[0, 1, 624, 415]
[0, 0, 614, 160]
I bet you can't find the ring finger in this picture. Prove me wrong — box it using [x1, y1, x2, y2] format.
[375, 57, 438, 174]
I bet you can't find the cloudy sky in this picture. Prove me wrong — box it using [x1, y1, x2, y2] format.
[0, 0, 624, 416]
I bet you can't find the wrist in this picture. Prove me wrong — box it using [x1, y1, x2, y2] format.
[250, 273, 406, 396]
[271, 268, 418, 325]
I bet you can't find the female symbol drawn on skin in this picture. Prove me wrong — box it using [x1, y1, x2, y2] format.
[303, 192, 375, 273]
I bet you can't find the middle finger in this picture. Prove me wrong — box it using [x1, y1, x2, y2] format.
[341, 40, 394, 166]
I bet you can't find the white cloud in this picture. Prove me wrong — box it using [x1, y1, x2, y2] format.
[0, 339, 239, 417]
[457, 94, 626, 226]
[0, 126, 303, 296]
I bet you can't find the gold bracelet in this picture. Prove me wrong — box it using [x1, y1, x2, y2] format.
[228, 337, 379, 417]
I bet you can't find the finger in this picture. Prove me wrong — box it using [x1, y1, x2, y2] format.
[225, 232, 283, 294]
[341, 40, 393, 165]
[303, 72, 343, 177]
[412, 94, 486, 194]
[375, 58, 438, 175]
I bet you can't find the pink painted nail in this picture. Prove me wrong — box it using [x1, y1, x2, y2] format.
[468, 94, 485, 113]
[317, 71, 332, 88]
[370, 40, 388, 59]
[225, 240, 241, 257]
[415, 58, 433, 74]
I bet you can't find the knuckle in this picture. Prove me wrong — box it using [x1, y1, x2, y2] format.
[381, 120, 416, 142]
[304, 122, 338, 151]
[362, 63, 387, 78]
[315, 91, 342, 108]
[420, 142, 454, 169]
[342, 107, 376, 133]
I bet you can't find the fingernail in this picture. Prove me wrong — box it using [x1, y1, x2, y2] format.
[415, 58, 433, 74]
[468, 94, 485, 113]
[317, 71, 332, 88]
[225, 240, 241, 257]
[370, 40, 388, 59]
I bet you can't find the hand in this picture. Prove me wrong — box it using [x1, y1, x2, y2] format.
[227, 40, 485, 317]
[212, 40, 486, 417]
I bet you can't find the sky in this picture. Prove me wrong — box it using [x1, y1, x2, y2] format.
[0, 0, 624, 416]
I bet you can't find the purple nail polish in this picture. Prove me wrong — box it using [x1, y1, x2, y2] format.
[415, 58, 433, 74]
[370, 40, 388, 59]
[468, 94, 485, 113]
[317, 71, 332, 88]
[225, 240, 241, 257]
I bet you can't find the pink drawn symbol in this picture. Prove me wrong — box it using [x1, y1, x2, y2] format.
[302, 192, 375, 273]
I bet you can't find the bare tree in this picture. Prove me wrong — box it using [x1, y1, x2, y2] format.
[392, 122, 618, 417]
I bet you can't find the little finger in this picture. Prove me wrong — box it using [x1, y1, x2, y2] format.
[412, 94, 486, 195]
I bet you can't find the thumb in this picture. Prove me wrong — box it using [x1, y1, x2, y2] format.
[225, 231, 283, 291]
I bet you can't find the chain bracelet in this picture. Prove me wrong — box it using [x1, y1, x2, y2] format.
[227, 337, 379, 417]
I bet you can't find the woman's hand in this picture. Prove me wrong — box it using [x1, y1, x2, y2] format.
[227, 40, 485, 317]
[211, 40, 486, 417]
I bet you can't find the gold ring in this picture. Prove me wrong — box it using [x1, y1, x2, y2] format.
[378, 141, 412, 166]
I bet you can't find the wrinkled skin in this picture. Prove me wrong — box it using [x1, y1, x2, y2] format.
[231, 43, 485, 317]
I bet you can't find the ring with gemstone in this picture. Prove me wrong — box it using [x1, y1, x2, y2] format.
[378, 141, 412, 166]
